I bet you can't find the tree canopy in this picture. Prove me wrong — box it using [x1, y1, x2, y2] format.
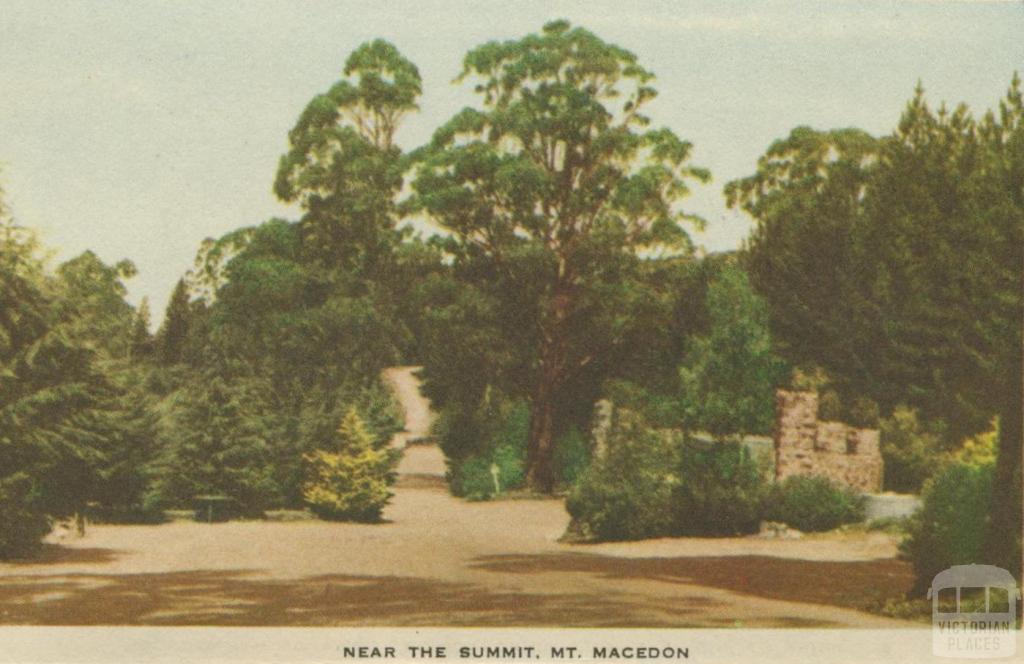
[729, 74, 1023, 576]
[412, 20, 709, 490]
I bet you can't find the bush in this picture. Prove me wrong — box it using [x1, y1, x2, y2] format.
[672, 438, 767, 536]
[0, 473, 51, 559]
[302, 408, 398, 522]
[901, 462, 994, 594]
[444, 398, 529, 500]
[456, 456, 500, 501]
[452, 443, 527, 501]
[566, 413, 772, 542]
[453, 405, 589, 500]
[766, 475, 865, 532]
[565, 412, 679, 541]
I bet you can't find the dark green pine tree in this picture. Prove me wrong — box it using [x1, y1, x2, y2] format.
[89, 370, 161, 521]
[0, 199, 115, 555]
[158, 279, 191, 365]
[152, 375, 281, 516]
[129, 296, 154, 360]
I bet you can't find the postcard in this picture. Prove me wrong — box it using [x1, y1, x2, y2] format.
[0, 1, 1021, 662]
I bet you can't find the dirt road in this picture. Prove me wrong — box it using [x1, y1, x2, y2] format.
[382, 366, 446, 480]
[0, 368, 915, 627]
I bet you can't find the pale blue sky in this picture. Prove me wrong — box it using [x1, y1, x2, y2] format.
[1, 1, 1021, 322]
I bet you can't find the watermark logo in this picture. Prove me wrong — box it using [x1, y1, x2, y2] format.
[931, 564, 1020, 658]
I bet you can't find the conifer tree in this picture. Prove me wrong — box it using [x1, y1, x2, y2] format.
[158, 279, 191, 365]
[129, 297, 154, 360]
[0, 189, 112, 554]
[153, 375, 280, 516]
[302, 407, 397, 522]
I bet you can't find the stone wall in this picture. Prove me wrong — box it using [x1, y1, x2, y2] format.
[774, 389, 882, 493]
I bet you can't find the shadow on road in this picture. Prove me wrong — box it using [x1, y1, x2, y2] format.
[0, 551, 911, 627]
[3, 544, 125, 566]
[0, 569, 736, 627]
[470, 552, 913, 613]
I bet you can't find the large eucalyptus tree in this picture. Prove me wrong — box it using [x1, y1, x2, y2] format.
[412, 21, 709, 491]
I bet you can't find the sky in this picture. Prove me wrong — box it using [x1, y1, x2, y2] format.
[1, 0, 1022, 324]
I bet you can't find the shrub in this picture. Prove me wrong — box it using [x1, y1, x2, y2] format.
[672, 438, 767, 536]
[565, 412, 680, 541]
[302, 408, 398, 522]
[766, 475, 865, 532]
[566, 414, 772, 541]
[492, 442, 526, 491]
[901, 462, 994, 594]
[0, 473, 51, 559]
[452, 443, 527, 501]
[445, 398, 529, 500]
[879, 406, 946, 493]
[456, 456, 500, 501]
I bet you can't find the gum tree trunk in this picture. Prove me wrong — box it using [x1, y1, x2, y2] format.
[525, 282, 571, 493]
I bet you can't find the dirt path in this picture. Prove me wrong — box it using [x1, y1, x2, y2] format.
[0, 368, 917, 627]
[382, 366, 446, 480]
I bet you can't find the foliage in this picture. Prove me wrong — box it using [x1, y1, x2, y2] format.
[730, 76, 1023, 575]
[157, 279, 192, 365]
[56, 251, 138, 360]
[566, 412, 679, 541]
[0, 473, 51, 558]
[553, 427, 591, 488]
[129, 297, 154, 360]
[455, 457, 503, 502]
[302, 408, 398, 522]
[412, 20, 709, 491]
[86, 367, 163, 523]
[275, 39, 420, 278]
[678, 262, 786, 437]
[602, 380, 683, 430]
[879, 406, 946, 493]
[0, 205, 128, 551]
[766, 476, 865, 533]
[672, 438, 768, 536]
[151, 375, 282, 516]
[566, 412, 771, 542]
[727, 126, 879, 403]
[453, 408, 591, 500]
[444, 397, 530, 500]
[901, 462, 995, 594]
[950, 419, 999, 468]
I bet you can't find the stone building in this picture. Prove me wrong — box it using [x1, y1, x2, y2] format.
[774, 389, 883, 493]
